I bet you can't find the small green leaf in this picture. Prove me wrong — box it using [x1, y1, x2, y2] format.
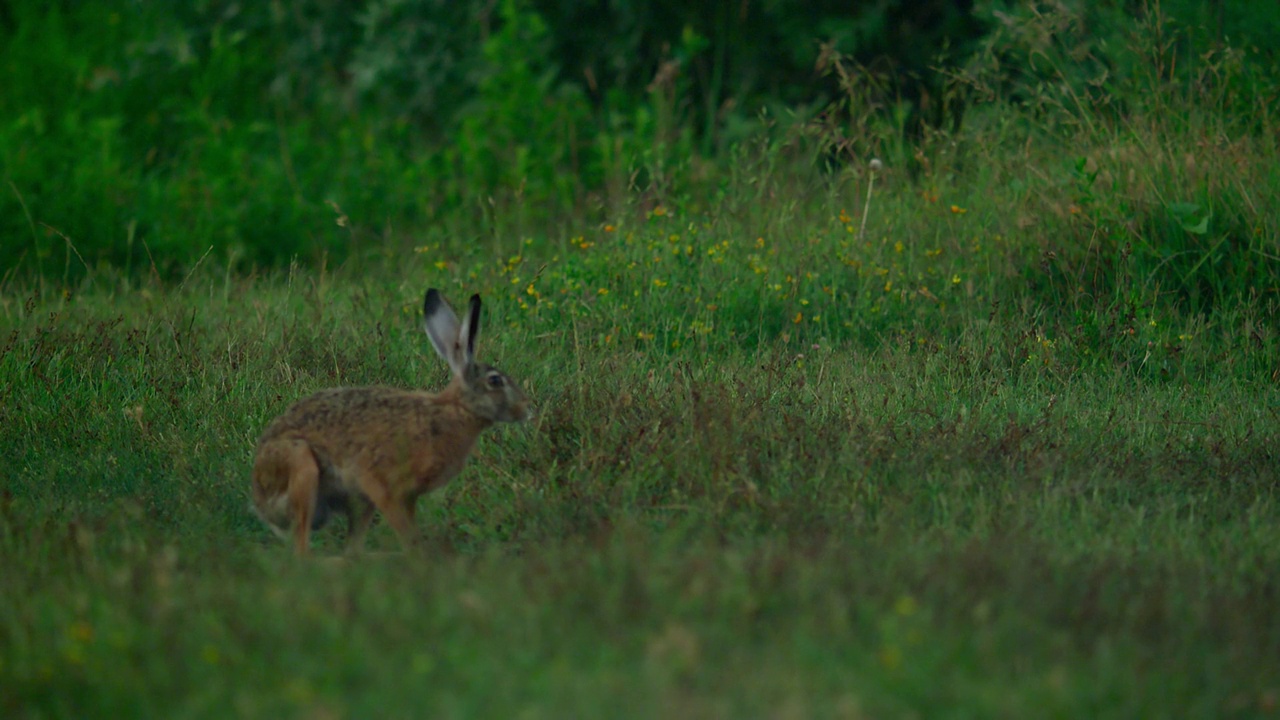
[1167, 202, 1210, 235]
[1183, 215, 1210, 235]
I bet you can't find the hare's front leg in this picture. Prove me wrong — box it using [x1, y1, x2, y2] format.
[358, 475, 423, 553]
[375, 496, 422, 553]
[343, 496, 377, 555]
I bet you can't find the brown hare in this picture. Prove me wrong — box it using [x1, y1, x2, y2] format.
[251, 288, 532, 555]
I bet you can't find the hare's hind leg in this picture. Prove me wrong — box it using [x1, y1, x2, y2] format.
[254, 438, 321, 556]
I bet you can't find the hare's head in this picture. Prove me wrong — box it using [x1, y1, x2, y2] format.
[423, 289, 532, 423]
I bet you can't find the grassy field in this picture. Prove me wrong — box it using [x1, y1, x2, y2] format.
[4, 6, 1280, 718]
[4, 139, 1280, 717]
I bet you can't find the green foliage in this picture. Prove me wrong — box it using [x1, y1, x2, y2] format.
[0, 0, 1000, 274]
[449, 0, 592, 220]
[539, 0, 988, 148]
[1156, 0, 1280, 59]
[4, 0, 1276, 278]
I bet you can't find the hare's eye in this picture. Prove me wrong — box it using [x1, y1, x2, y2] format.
[486, 372, 505, 389]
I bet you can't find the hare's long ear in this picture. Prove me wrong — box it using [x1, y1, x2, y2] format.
[423, 289, 466, 376]
[457, 294, 482, 367]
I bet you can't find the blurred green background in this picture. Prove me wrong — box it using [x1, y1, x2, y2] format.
[3, 0, 1277, 277]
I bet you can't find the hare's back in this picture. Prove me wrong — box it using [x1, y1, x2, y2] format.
[258, 386, 435, 441]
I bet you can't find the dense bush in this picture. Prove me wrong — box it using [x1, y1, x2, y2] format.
[0, 0, 1277, 277]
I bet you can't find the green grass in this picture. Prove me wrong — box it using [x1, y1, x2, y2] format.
[3, 136, 1280, 715]
[4, 4, 1280, 717]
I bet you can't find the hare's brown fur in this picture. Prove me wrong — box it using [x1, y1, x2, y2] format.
[250, 290, 530, 556]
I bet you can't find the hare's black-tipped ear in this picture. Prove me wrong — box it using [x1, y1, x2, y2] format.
[458, 294, 482, 366]
[423, 288, 444, 318]
[422, 288, 465, 375]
